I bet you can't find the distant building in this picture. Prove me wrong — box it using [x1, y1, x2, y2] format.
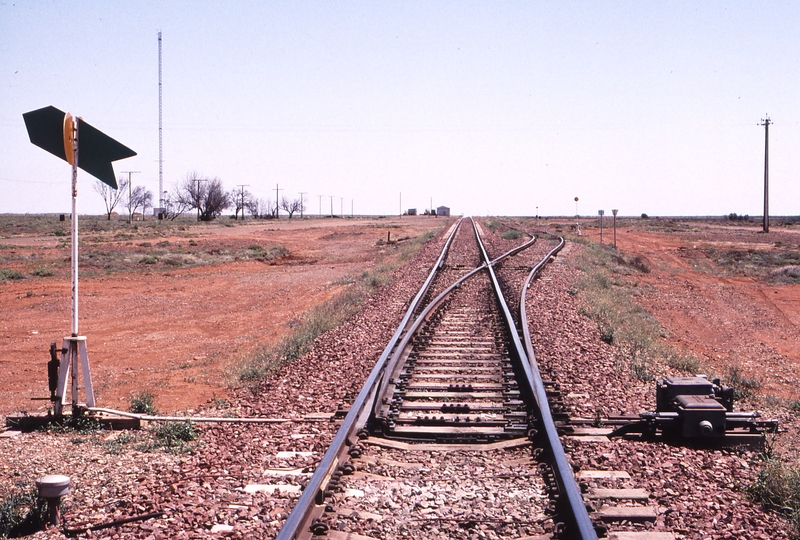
[436, 206, 450, 217]
[407, 208, 417, 216]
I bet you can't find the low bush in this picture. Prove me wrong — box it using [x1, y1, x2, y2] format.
[727, 365, 761, 401]
[0, 487, 46, 538]
[30, 267, 55, 277]
[500, 229, 525, 240]
[569, 240, 704, 382]
[129, 391, 157, 415]
[0, 269, 24, 282]
[749, 459, 800, 535]
[152, 421, 197, 453]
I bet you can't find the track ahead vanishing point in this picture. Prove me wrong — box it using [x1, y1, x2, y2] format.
[276, 217, 601, 539]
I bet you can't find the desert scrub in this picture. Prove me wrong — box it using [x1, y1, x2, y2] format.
[30, 267, 55, 277]
[568, 239, 704, 380]
[500, 229, 526, 240]
[136, 421, 197, 454]
[129, 391, 158, 415]
[726, 364, 761, 401]
[237, 225, 445, 385]
[707, 248, 800, 283]
[749, 459, 800, 535]
[237, 273, 376, 383]
[0, 268, 24, 282]
[247, 244, 288, 263]
[0, 486, 46, 538]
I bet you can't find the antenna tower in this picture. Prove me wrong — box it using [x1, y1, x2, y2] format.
[158, 31, 164, 212]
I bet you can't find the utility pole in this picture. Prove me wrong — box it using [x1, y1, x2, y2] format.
[275, 184, 282, 219]
[340, 197, 343, 217]
[158, 31, 164, 215]
[400, 192, 402, 217]
[299, 192, 307, 219]
[195, 177, 207, 221]
[319, 195, 322, 217]
[351, 199, 353, 218]
[236, 184, 249, 220]
[121, 170, 140, 224]
[761, 116, 772, 233]
[329, 195, 333, 217]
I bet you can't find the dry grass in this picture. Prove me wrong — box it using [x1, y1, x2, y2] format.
[568, 238, 705, 381]
[235, 228, 441, 388]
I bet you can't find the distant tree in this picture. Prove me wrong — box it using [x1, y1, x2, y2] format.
[128, 186, 154, 221]
[280, 196, 304, 219]
[231, 188, 255, 220]
[245, 197, 274, 219]
[94, 177, 128, 220]
[178, 172, 230, 221]
[161, 188, 189, 221]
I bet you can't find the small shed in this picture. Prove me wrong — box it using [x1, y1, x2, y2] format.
[407, 208, 417, 216]
[436, 206, 450, 217]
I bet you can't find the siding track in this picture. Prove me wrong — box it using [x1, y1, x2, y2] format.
[277, 218, 597, 539]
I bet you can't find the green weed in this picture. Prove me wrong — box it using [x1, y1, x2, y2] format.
[727, 365, 761, 401]
[749, 459, 800, 535]
[500, 229, 525, 240]
[30, 267, 55, 277]
[0, 486, 46, 538]
[568, 240, 704, 381]
[0, 269, 24, 281]
[129, 391, 157, 415]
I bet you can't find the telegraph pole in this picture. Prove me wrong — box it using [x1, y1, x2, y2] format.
[299, 192, 307, 218]
[236, 184, 249, 220]
[274, 184, 283, 218]
[319, 195, 322, 217]
[761, 116, 772, 233]
[329, 196, 333, 217]
[340, 197, 343, 217]
[121, 170, 140, 224]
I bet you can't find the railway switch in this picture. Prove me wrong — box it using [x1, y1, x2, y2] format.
[610, 375, 777, 441]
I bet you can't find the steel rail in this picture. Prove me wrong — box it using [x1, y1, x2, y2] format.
[516, 230, 597, 539]
[371, 227, 538, 421]
[276, 218, 463, 540]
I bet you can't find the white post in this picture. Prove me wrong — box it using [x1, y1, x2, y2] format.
[70, 119, 79, 337]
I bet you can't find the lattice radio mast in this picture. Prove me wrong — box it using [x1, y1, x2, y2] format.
[158, 31, 164, 212]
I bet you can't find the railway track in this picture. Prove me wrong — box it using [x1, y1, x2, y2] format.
[277, 218, 599, 539]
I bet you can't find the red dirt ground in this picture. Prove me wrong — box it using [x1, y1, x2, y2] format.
[0, 216, 445, 418]
[580, 219, 800, 401]
[3, 217, 798, 423]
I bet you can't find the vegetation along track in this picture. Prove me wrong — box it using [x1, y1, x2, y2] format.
[277, 218, 599, 539]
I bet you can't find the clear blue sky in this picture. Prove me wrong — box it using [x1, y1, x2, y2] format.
[1, 1, 798, 217]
